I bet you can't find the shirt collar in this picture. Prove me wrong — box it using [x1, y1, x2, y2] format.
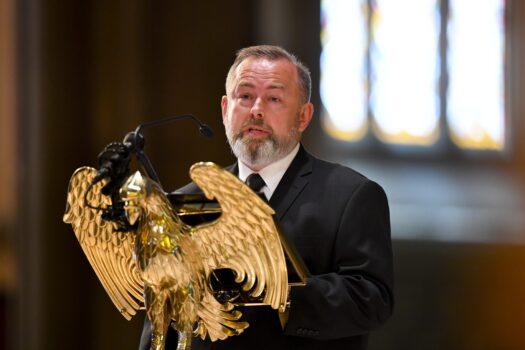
[237, 143, 300, 200]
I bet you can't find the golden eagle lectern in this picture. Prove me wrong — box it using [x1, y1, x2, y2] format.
[63, 162, 289, 350]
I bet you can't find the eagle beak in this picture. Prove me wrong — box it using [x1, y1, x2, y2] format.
[125, 204, 140, 225]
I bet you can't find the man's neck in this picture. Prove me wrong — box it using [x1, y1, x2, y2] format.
[240, 142, 300, 172]
[237, 143, 300, 200]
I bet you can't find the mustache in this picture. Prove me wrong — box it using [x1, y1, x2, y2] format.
[240, 118, 273, 132]
[233, 118, 274, 141]
[242, 118, 267, 128]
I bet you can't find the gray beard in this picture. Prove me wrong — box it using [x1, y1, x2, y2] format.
[226, 121, 299, 169]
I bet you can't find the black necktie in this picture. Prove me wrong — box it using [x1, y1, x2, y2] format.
[246, 173, 267, 201]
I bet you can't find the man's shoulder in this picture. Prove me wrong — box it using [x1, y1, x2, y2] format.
[307, 151, 368, 185]
[306, 150, 387, 196]
[170, 163, 236, 195]
[172, 181, 203, 195]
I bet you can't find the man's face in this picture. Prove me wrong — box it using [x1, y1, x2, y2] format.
[222, 57, 313, 171]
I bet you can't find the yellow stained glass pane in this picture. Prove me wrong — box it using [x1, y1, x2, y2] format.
[447, 0, 505, 150]
[320, 0, 368, 141]
[370, 0, 440, 146]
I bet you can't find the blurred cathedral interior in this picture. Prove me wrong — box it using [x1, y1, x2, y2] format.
[2, 1, 525, 349]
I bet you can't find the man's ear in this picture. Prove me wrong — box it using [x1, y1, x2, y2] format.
[298, 102, 314, 133]
[221, 95, 229, 121]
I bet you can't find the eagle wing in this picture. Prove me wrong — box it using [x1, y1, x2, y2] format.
[63, 167, 144, 320]
[189, 162, 288, 312]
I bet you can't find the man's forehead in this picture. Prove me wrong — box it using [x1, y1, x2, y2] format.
[233, 57, 298, 87]
[237, 80, 285, 90]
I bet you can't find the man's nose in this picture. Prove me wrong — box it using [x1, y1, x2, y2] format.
[250, 97, 265, 119]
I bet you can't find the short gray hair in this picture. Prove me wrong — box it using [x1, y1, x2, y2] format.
[225, 45, 312, 104]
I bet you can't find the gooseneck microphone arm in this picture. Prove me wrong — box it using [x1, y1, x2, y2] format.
[134, 114, 214, 138]
[85, 114, 213, 230]
[123, 114, 214, 186]
[86, 114, 214, 222]
[91, 114, 214, 187]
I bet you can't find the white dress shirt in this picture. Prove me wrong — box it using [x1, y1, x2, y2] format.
[237, 143, 300, 200]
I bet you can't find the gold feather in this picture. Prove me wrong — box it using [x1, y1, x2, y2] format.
[190, 162, 288, 312]
[63, 167, 144, 320]
[64, 163, 290, 349]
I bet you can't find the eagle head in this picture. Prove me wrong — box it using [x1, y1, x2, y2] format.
[120, 171, 148, 225]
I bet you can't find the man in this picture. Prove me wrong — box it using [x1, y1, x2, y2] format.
[140, 45, 393, 350]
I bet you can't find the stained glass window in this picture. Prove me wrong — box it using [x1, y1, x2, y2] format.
[320, 0, 368, 141]
[320, 0, 506, 151]
[447, 0, 505, 150]
[370, 0, 440, 145]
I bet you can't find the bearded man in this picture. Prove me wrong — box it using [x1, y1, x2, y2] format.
[139, 45, 393, 350]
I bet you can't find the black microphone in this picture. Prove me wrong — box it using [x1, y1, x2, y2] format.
[199, 124, 214, 138]
[92, 164, 111, 185]
[92, 141, 132, 186]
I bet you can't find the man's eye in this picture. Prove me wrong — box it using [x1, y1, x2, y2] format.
[240, 94, 251, 100]
[270, 96, 281, 102]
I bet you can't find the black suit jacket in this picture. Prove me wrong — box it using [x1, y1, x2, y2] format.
[139, 146, 393, 350]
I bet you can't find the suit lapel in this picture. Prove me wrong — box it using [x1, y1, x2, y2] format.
[269, 145, 312, 221]
[226, 148, 312, 221]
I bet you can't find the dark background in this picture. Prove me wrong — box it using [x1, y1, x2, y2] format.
[2, 1, 525, 349]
